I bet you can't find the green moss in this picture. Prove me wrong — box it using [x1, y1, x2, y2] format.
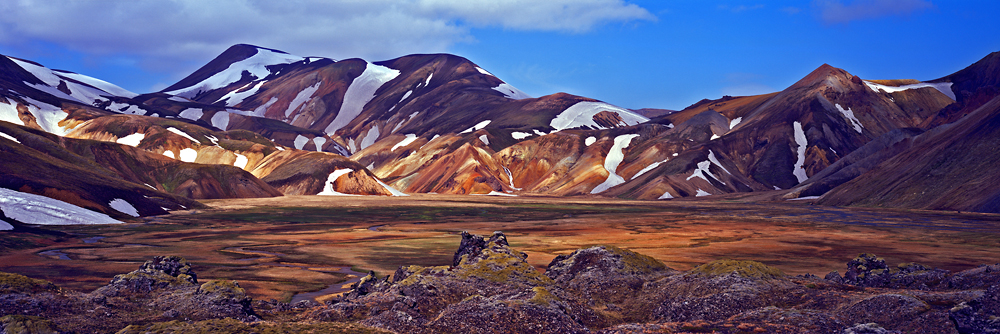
[456, 247, 553, 286]
[115, 318, 390, 334]
[199, 280, 246, 298]
[528, 286, 559, 306]
[0, 315, 59, 334]
[602, 245, 669, 274]
[0, 272, 58, 293]
[690, 259, 784, 279]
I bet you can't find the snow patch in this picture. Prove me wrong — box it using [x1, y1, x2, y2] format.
[511, 132, 532, 140]
[591, 134, 640, 194]
[179, 148, 198, 162]
[0, 101, 25, 126]
[325, 62, 400, 135]
[493, 83, 531, 99]
[864, 80, 956, 101]
[695, 189, 711, 197]
[835, 104, 863, 133]
[22, 97, 70, 135]
[116, 133, 145, 147]
[550, 101, 648, 132]
[533, 129, 547, 136]
[707, 150, 730, 175]
[787, 196, 821, 201]
[317, 169, 356, 196]
[54, 71, 137, 98]
[211, 112, 230, 131]
[632, 160, 667, 180]
[478, 134, 490, 146]
[461, 120, 491, 134]
[729, 117, 742, 130]
[313, 137, 327, 152]
[0, 187, 126, 226]
[294, 134, 309, 150]
[792, 121, 808, 183]
[392, 134, 418, 152]
[657, 191, 674, 200]
[476, 67, 493, 76]
[179, 108, 203, 121]
[233, 153, 248, 169]
[109, 198, 139, 217]
[0, 131, 20, 143]
[285, 82, 321, 117]
[472, 191, 516, 197]
[163, 150, 175, 159]
[166, 48, 302, 98]
[359, 125, 380, 151]
[216, 81, 265, 106]
[167, 127, 201, 144]
[253, 97, 279, 117]
[503, 166, 521, 190]
[168, 96, 189, 102]
[376, 178, 408, 196]
[585, 136, 597, 146]
[710, 134, 721, 140]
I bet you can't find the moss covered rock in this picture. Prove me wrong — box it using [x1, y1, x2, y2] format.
[689, 259, 784, 279]
[0, 272, 58, 294]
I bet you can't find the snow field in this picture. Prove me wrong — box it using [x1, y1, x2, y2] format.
[359, 125, 380, 151]
[479, 134, 490, 146]
[461, 120, 492, 134]
[392, 134, 418, 152]
[116, 133, 145, 147]
[0, 187, 126, 226]
[511, 132, 532, 140]
[109, 198, 140, 217]
[325, 62, 400, 135]
[211, 112, 230, 131]
[493, 83, 531, 100]
[590, 134, 640, 194]
[313, 137, 327, 152]
[550, 102, 648, 132]
[792, 121, 808, 183]
[0, 131, 20, 143]
[585, 136, 597, 146]
[835, 104, 863, 133]
[285, 82, 321, 117]
[167, 127, 202, 145]
[216, 81, 265, 106]
[233, 153, 248, 169]
[179, 148, 198, 163]
[317, 169, 356, 196]
[632, 160, 667, 180]
[179, 108, 203, 121]
[294, 134, 310, 150]
[863, 80, 956, 101]
[166, 48, 303, 98]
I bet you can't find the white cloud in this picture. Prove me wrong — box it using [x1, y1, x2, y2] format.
[815, 0, 933, 24]
[0, 0, 653, 65]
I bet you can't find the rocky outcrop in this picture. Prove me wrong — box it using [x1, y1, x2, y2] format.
[2, 238, 999, 333]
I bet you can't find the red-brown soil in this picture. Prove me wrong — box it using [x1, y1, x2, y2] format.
[2, 194, 998, 303]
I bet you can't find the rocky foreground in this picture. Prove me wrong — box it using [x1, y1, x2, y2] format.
[1, 232, 998, 333]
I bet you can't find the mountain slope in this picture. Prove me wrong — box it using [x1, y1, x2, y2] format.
[817, 94, 1000, 212]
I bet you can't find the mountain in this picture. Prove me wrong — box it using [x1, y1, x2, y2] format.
[5, 43, 1000, 214]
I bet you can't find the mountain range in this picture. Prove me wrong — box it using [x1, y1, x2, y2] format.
[2, 44, 1000, 224]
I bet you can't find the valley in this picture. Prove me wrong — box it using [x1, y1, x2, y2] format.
[3, 194, 998, 304]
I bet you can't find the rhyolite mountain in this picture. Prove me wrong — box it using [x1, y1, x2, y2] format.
[3, 44, 1000, 219]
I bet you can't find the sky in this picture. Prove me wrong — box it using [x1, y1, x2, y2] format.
[1, 0, 999, 110]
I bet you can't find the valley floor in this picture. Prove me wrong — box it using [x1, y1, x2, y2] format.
[2, 193, 999, 303]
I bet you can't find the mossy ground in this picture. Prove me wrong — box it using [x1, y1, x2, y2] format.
[690, 259, 784, 279]
[0, 272, 58, 293]
[115, 318, 390, 334]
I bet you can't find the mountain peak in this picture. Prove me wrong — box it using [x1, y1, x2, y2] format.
[787, 63, 856, 91]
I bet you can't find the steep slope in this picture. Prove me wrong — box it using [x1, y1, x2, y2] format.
[168, 45, 646, 157]
[922, 51, 1000, 127]
[0, 121, 205, 218]
[818, 95, 1000, 212]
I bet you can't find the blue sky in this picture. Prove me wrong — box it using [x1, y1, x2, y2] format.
[1, 0, 998, 110]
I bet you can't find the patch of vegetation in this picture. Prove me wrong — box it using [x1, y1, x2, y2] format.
[603, 245, 669, 274]
[456, 247, 553, 286]
[690, 259, 784, 279]
[0, 272, 58, 293]
[116, 318, 391, 334]
[0, 315, 60, 334]
[528, 286, 559, 306]
[199, 280, 246, 299]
